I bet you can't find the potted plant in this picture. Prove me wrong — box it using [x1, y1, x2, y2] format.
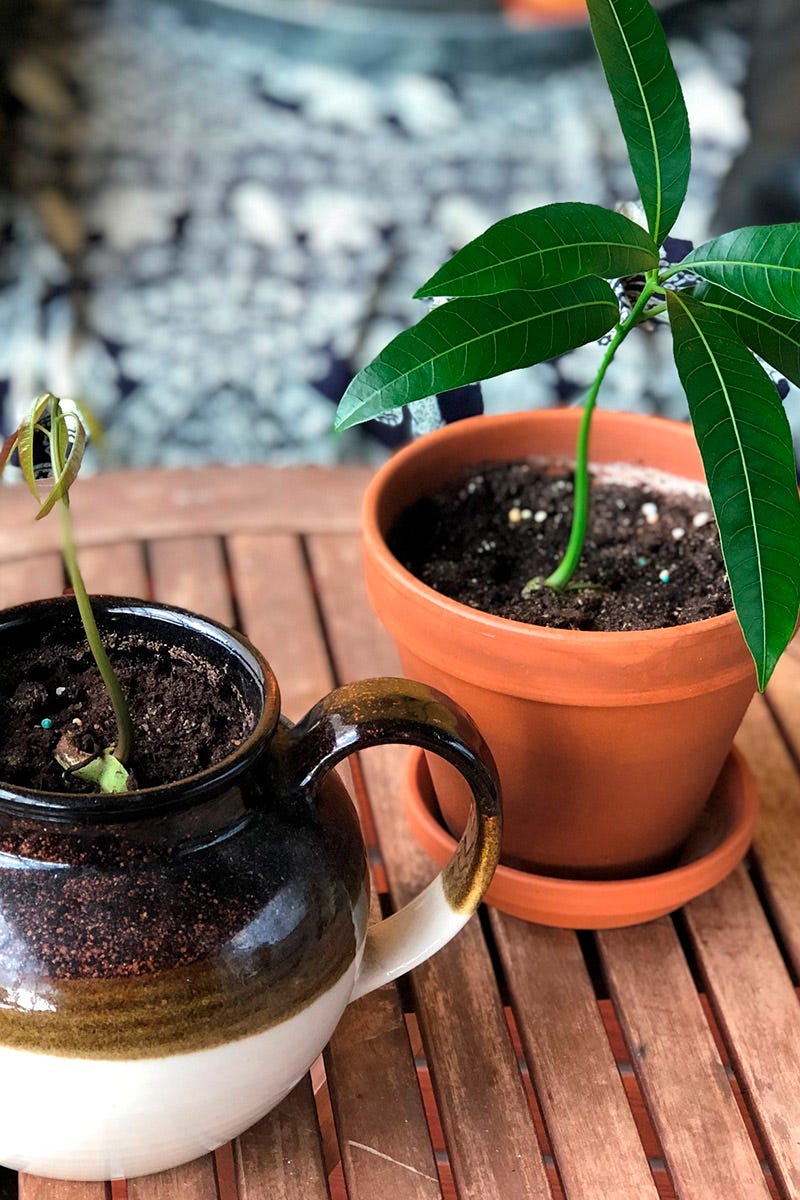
[0, 394, 501, 1180]
[334, 0, 800, 924]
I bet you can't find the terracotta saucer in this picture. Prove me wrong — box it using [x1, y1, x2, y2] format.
[404, 747, 758, 929]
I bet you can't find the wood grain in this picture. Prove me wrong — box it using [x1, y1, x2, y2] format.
[235, 1080, 328, 1200]
[127, 1158, 218, 1200]
[0, 466, 370, 561]
[9, 467, 800, 1200]
[227, 533, 330, 722]
[229, 530, 444, 1200]
[491, 917, 658, 1200]
[684, 866, 800, 1197]
[79, 544, 148, 599]
[0, 554, 63, 606]
[598, 919, 771, 1199]
[326, 987, 443, 1200]
[309, 533, 552, 1200]
[19, 1182, 109, 1200]
[148, 538, 232, 624]
[740, 689, 800, 974]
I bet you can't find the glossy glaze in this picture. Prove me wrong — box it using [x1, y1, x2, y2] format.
[0, 597, 501, 1179]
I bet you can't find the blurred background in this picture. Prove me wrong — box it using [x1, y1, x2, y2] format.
[0, 0, 796, 471]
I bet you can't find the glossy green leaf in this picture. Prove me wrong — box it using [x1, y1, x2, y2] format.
[682, 225, 800, 320]
[415, 203, 659, 299]
[335, 278, 619, 431]
[586, 0, 690, 247]
[693, 280, 800, 387]
[668, 290, 800, 690]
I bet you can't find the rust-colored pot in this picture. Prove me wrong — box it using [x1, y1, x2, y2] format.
[501, 0, 587, 25]
[363, 409, 757, 880]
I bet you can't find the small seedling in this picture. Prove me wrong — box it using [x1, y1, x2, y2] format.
[335, 0, 800, 692]
[0, 393, 132, 792]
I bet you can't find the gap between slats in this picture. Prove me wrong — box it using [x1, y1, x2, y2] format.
[304, 532, 796, 1200]
[306, 533, 553, 1200]
[8, 527, 794, 1200]
[228, 531, 444, 1200]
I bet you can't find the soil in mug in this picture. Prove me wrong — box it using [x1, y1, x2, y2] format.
[389, 458, 731, 631]
[0, 631, 255, 792]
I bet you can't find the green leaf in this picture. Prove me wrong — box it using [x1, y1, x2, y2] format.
[667, 290, 800, 690]
[693, 280, 800, 388]
[586, 0, 690, 248]
[0, 432, 18, 477]
[415, 203, 659, 298]
[35, 415, 86, 520]
[16, 393, 53, 502]
[335, 278, 619, 431]
[682, 225, 800, 320]
[73, 749, 130, 794]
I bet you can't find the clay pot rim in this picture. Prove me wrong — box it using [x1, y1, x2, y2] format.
[0, 596, 280, 822]
[404, 745, 758, 927]
[364, 409, 743, 650]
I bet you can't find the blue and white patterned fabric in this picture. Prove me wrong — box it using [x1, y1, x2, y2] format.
[2, 0, 792, 468]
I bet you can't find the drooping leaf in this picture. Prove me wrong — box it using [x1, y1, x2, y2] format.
[692, 280, 800, 388]
[335, 278, 619, 431]
[667, 290, 800, 690]
[415, 203, 659, 299]
[35, 417, 86, 519]
[15, 393, 53, 502]
[682, 225, 800, 320]
[586, 0, 690, 247]
[0, 432, 18, 477]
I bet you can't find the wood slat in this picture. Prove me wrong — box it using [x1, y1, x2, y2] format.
[744, 675, 800, 973]
[491, 917, 658, 1200]
[227, 533, 330, 722]
[127, 1159, 218, 1200]
[326, 987, 443, 1200]
[0, 553, 63, 605]
[228, 530, 443, 1200]
[19, 1182, 109, 1200]
[235, 1081, 328, 1200]
[308, 533, 552, 1200]
[148, 538, 232, 625]
[79, 544, 148, 599]
[684, 865, 800, 1198]
[141, 534, 340, 1197]
[597, 919, 771, 1200]
[0, 466, 371, 562]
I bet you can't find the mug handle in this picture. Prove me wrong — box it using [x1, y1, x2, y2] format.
[275, 677, 501, 1001]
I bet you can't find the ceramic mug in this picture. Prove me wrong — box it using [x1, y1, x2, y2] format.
[0, 597, 501, 1181]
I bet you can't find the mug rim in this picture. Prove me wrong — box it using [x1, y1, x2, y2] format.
[0, 596, 280, 823]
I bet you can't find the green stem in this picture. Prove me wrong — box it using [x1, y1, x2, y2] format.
[638, 300, 667, 320]
[51, 414, 132, 763]
[534, 282, 659, 593]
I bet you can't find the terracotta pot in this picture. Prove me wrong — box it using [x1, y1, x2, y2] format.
[363, 409, 757, 881]
[501, 0, 587, 25]
[0, 597, 500, 1180]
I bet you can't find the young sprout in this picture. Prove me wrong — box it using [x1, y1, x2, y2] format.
[0, 393, 132, 793]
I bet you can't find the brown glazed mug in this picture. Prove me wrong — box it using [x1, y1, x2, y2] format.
[0, 597, 501, 1181]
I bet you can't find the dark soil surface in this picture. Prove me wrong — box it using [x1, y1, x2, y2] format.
[0, 633, 254, 792]
[389, 458, 732, 631]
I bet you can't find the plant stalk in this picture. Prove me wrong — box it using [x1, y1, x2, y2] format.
[51, 416, 132, 763]
[535, 280, 659, 593]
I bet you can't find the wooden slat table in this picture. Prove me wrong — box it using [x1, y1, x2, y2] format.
[2, 464, 800, 1200]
